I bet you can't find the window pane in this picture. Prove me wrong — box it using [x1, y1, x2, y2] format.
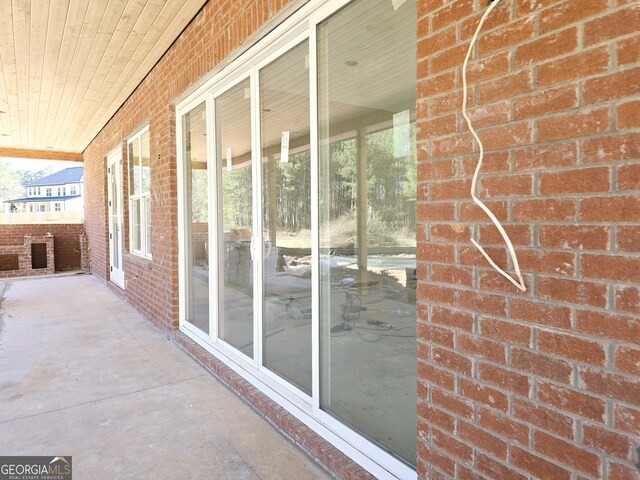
[141, 130, 151, 193]
[129, 138, 141, 195]
[145, 195, 152, 257]
[132, 198, 141, 252]
[260, 40, 312, 394]
[183, 103, 209, 334]
[318, 0, 417, 466]
[111, 168, 120, 270]
[217, 79, 254, 358]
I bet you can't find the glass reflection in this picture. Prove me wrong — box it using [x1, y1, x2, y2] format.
[129, 137, 141, 196]
[318, 0, 417, 466]
[183, 102, 209, 334]
[217, 79, 254, 358]
[260, 40, 312, 394]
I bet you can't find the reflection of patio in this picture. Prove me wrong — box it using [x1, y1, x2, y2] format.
[0, 275, 327, 480]
[192, 251, 417, 462]
[184, 245, 417, 463]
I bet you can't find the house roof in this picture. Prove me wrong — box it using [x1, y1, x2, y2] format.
[25, 167, 84, 187]
[4, 195, 81, 204]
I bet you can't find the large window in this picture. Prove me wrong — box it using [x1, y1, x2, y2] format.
[318, 0, 417, 465]
[177, 0, 416, 476]
[261, 40, 312, 395]
[182, 102, 210, 335]
[216, 78, 255, 358]
[128, 126, 152, 258]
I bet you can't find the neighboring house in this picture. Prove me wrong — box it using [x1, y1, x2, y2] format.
[4, 167, 84, 214]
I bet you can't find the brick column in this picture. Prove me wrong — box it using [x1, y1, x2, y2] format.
[24, 235, 55, 275]
[416, 0, 640, 478]
[44, 235, 55, 274]
[79, 233, 90, 273]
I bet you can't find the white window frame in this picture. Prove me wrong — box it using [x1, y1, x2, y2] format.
[54, 202, 61, 212]
[176, 1, 416, 479]
[46, 188, 52, 197]
[127, 125, 152, 259]
[70, 185, 77, 196]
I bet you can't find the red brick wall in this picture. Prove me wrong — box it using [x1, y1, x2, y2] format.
[81, 0, 640, 476]
[83, 148, 109, 282]
[83, 0, 295, 329]
[0, 224, 85, 272]
[416, 0, 639, 479]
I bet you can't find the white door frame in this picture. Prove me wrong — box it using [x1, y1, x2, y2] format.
[175, 1, 417, 478]
[107, 148, 125, 288]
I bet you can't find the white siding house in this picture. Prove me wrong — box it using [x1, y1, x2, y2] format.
[4, 167, 84, 214]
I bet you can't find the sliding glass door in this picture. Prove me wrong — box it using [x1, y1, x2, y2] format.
[178, 0, 417, 473]
[260, 40, 312, 395]
[181, 102, 209, 335]
[317, 0, 417, 465]
[215, 78, 255, 358]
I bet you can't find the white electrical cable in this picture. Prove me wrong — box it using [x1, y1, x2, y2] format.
[462, 0, 527, 292]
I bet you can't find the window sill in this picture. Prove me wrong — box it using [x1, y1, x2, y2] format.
[127, 251, 152, 263]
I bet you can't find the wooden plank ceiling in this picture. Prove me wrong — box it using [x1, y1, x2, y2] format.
[0, 0, 207, 161]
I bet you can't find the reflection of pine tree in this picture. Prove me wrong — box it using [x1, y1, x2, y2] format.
[223, 167, 253, 230]
[322, 124, 417, 244]
[366, 127, 416, 230]
[330, 139, 358, 217]
[278, 151, 311, 231]
[191, 169, 208, 222]
[219, 123, 417, 246]
[261, 151, 313, 236]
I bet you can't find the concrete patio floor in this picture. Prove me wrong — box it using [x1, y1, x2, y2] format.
[0, 273, 329, 480]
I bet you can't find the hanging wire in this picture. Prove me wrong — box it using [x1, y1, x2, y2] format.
[462, 0, 527, 292]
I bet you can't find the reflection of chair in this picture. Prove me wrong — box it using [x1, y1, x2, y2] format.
[203, 240, 207, 266]
[406, 268, 417, 304]
[192, 225, 208, 266]
[224, 240, 252, 286]
[223, 229, 252, 286]
[264, 244, 279, 283]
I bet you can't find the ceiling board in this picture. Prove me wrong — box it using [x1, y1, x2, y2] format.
[0, 0, 207, 159]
